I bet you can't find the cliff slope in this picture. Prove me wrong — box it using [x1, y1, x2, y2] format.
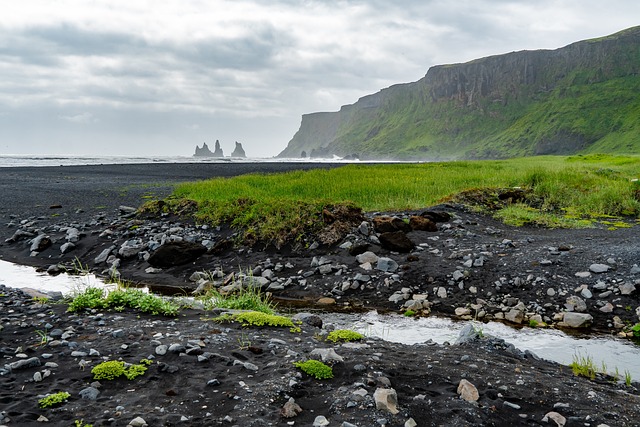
[278, 26, 640, 160]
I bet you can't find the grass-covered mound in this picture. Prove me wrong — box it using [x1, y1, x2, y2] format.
[144, 154, 640, 245]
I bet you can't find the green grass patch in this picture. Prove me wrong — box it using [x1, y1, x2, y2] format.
[157, 155, 640, 244]
[201, 284, 276, 314]
[66, 286, 180, 316]
[91, 359, 152, 381]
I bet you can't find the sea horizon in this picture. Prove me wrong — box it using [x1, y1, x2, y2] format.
[0, 154, 373, 168]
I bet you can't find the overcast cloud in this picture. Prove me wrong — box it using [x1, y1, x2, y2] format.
[1, 1, 638, 157]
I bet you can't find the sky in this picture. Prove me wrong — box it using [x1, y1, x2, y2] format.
[0, 1, 638, 158]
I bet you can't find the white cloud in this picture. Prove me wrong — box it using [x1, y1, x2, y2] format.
[0, 0, 639, 157]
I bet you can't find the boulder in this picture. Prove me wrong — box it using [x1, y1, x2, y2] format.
[409, 216, 438, 231]
[373, 388, 399, 414]
[379, 231, 414, 253]
[561, 312, 593, 328]
[372, 216, 412, 233]
[147, 241, 207, 267]
[457, 379, 479, 402]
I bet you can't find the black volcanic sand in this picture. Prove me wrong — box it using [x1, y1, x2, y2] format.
[1, 163, 640, 427]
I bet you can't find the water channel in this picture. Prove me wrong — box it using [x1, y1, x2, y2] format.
[2, 259, 639, 380]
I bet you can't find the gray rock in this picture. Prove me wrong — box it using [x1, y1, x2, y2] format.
[7, 357, 41, 371]
[619, 282, 636, 295]
[562, 312, 593, 328]
[310, 348, 344, 364]
[356, 251, 379, 264]
[118, 239, 145, 258]
[127, 416, 148, 427]
[313, 416, 330, 426]
[376, 257, 399, 273]
[455, 323, 482, 344]
[589, 263, 610, 274]
[30, 234, 52, 252]
[565, 296, 587, 312]
[60, 242, 76, 254]
[457, 379, 479, 402]
[79, 387, 100, 400]
[94, 246, 116, 264]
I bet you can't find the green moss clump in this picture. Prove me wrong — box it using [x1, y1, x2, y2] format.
[38, 391, 71, 408]
[326, 329, 364, 343]
[91, 360, 150, 381]
[294, 360, 334, 380]
[91, 360, 125, 380]
[234, 311, 294, 328]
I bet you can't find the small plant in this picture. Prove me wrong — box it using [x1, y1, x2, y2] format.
[570, 353, 598, 380]
[404, 309, 416, 317]
[91, 359, 151, 381]
[294, 360, 334, 380]
[202, 283, 276, 314]
[625, 370, 633, 386]
[75, 420, 93, 427]
[91, 360, 125, 380]
[326, 329, 364, 343]
[67, 287, 105, 312]
[234, 311, 294, 328]
[67, 286, 180, 316]
[38, 391, 71, 408]
[32, 296, 50, 304]
[528, 319, 539, 328]
[630, 323, 640, 337]
[34, 330, 48, 347]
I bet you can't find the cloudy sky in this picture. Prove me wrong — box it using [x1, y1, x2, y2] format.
[1, 1, 638, 158]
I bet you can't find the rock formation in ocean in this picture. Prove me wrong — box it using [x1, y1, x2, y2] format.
[231, 141, 247, 158]
[212, 140, 224, 157]
[194, 143, 214, 157]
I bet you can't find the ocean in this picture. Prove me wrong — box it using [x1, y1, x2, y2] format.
[0, 154, 357, 168]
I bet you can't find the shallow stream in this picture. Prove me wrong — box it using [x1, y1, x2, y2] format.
[2, 259, 639, 380]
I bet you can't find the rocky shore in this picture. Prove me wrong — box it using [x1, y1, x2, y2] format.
[1, 163, 640, 426]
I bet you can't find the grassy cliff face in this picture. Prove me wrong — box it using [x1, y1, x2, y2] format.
[280, 26, 640, 160]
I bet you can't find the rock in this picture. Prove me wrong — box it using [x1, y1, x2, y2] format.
[356, 251, 379, 264]
[292, 313, 323, 328]
[29, 234, 52, 252]
[542, 411, 567, 427]
[405, 418, 418, 427]
[455, 307, 472, 317]
[456, 323, 482, 344]
[565, 296, 587, 312]
[561, 312, 593, 328]
[311, 348, 344, 364]
[231, 141, 247, 158]
[436, 287, 447, 299]
[619, 282, 636, 295]
[95, 246, 116, 264]
[118, 239, 145, 258]
[373, 216, 411, 233]
[589, 263, 610, 273]
[379, 231, 415, 252]
[599, 302, 614, 313]
[128, 417, 148, 427]
[505, 308, 524, 324]
[409, 216, 438, 231]
[313, 415, 330, 426]
[7, 357, 41, 372]
[580, 288, 592, 299]
[420, 210, 451, 222]
[373, 388, 399, 414]
[376, 257, 399, 273]
[147, 241, 207, 267]
[457, 379, 480, 402]
[280, 397, 302, 418]
[60, 242, 75, 254]
[574, 271, 591, 278]
[79, 387, 100, 400]
[317, 297, 336, 305]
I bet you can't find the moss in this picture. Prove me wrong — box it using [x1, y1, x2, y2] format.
[326, 329, 364, 343]
[91, 359, 151, 381]
[294, 360, 334, 380]
[234, 311, 294, 328]
[38, 391, 71, 408]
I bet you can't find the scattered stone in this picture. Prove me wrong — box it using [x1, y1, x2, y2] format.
[281, 397, 303, 418]
[373, 388, 399, 414]
[542, 411, 567, 427]
[127, 416, 148, 427]
[589, 264, 610, 274]
[379, 231, 415, 253]
[313, 415, 330, 426]
[457, 379, 479, 402]
[561, 312, 593, 328]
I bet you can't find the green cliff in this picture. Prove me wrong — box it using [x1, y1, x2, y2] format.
[278, 26, 640, 160]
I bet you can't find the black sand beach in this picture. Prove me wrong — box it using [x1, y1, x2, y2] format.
[1, 162, 640, 426]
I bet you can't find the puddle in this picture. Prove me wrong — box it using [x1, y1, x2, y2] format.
[332, 310, 640, 380]
[2, 259, 639, 380]
[0, 259, 108, 296]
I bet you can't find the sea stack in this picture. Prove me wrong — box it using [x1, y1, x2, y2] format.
[231, 141, 247, 158]
[193, 142, 214, 157]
